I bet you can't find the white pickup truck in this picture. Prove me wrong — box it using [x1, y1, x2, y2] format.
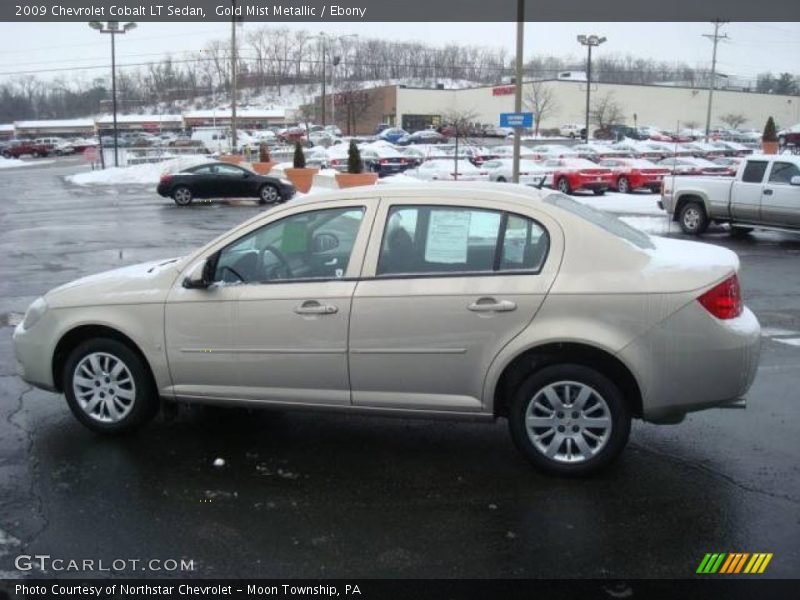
[660, 154, 800, 235]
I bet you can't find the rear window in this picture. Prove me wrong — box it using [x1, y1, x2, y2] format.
[741, 160, 768, 183]
[543, 193, 655, 250]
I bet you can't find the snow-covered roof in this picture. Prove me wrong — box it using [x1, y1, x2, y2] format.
[95, 114, 182, 125]
[14, 119, 95, 128]
[0, 124, 13, 132]
[183, 108, 289, 119]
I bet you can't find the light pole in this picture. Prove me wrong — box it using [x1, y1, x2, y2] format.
[315, 32, 357, 128]
[89, 20, 137, 168]
[577, 34, 606, 143]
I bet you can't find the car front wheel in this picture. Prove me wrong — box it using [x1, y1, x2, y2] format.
[557, 177, 572, 194]
[508, 364, 631, 476]
[63, 338, 159, 434]
[172, 186, 193, 206]
[259, 184, 280, 204]
[617, 177, 631, 193]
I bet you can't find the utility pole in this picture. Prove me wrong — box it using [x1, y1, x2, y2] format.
[703, 20, 728, 142]
[512, 0, 524, 184]
[320, 35, 327, 126]
[230, 0, 238, 152]
[578, 35, 607, 143]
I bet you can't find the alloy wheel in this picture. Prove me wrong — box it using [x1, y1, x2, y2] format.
[525, 380, 612, 463]
[682, 207, 701, 231]
[173, 187, 192, 205]
[261, 185, 279, 203]
[72, 352, 137, 423]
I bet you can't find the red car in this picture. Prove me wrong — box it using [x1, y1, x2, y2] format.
[599, 158, 670, 193]
[711, 156, 744, 176]
[543, 158, 616, 195]
[1, 139, 54, 158]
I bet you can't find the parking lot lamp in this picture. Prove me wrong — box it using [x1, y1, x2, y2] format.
[577, 34, 606, 143]
[89, 20, 137, 167]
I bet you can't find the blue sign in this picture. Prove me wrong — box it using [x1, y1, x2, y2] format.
[500, 112, 534, 128]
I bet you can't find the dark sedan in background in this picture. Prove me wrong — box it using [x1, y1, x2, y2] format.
[156, 162, 296, 206]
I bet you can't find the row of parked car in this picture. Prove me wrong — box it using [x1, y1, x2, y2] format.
[296, 138, 753, 195]
[0, 136, 99, 159]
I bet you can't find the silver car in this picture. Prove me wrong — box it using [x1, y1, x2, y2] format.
[13, 184, 761, 475]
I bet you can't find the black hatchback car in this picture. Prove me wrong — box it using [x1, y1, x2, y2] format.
[156, 162, 296, 206]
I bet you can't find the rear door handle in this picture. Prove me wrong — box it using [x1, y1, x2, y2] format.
[294, 300, 338, 315]
[763, 189, 773, 195]
[467, 298, 517, 312]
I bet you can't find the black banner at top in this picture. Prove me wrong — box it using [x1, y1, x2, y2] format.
[3, 0, 800, 22]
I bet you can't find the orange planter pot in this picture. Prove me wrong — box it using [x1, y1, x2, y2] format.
[251, 161, 275, 175]
[761, 141, 779, 155]
[219, 154, 244, 164]
[335, 172, 379, 188]
[285, 167, 319, 193]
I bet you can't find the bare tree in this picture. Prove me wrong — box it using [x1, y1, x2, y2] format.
[683, 120, 700, 130]
[524, 80, 558, 136]
[441, 107, 479, 180]
[719, 113, 747, 129]
[336, 79, 373, 135]
[590, 92, 625, 130]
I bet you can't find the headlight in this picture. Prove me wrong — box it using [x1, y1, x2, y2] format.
[22, 297, 48, 330]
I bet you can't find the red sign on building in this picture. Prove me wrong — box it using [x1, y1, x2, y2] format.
[492, 85, 516, 96]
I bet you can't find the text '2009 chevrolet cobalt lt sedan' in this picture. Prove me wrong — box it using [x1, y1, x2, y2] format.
[13, 183, 760, 475]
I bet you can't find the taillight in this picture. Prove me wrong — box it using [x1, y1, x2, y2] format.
[330, 159, 341, 165]
[698, 274, 742, 320]
[159, 175, 173, 184]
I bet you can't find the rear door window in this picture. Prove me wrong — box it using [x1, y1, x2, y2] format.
[741, 161, 768, 183]
[767, 162, 800, 185]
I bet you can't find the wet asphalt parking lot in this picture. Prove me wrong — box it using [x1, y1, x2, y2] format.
[0, 157, 798, 579]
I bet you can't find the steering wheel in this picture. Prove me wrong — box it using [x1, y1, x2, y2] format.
[261, 244, 293, 280]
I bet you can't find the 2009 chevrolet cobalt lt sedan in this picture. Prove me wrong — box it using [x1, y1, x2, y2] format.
[13, 183, 760, 475]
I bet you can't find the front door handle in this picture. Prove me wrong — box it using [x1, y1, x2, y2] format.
[467, 298, 517, 312]
[763, 189, 773, 196]
[294, 300, 338, 315]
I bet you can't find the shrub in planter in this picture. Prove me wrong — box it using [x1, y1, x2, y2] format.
[252, 142, 275, 174]
[285, 140, 317, 193]
[762, 116, 779, 155]
[336, 140, 378, 188]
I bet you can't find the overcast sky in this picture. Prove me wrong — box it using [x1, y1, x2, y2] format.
[0, 22, 797, 83]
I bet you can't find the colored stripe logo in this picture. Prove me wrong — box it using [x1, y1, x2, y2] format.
[697, 553, 773, 574]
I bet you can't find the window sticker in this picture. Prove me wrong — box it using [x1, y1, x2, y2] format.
[425, 210, 471, 264]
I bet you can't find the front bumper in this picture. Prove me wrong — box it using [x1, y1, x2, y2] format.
[12, 320, 57, 391]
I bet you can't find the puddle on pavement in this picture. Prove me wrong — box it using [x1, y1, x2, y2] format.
[0, 312, 23, 327]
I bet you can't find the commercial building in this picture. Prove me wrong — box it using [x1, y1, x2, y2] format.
[183, 108, 294, 129]
[327, 80, 800, 135]
[94, 114, 183, 134]
[13, 119, 95, 137]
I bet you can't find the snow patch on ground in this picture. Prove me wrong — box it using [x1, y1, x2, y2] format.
[66, 155, 209, 186]
[0, 157, 37, 169]
[573, 191, 665, 216]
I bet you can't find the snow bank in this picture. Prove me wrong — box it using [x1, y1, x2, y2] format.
[66, 155, 209, 186]
[573, 191, 665, 216]
[0, 157, 36, 169]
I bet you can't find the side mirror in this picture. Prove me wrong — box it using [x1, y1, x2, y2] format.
[791, 175, 800, 186]
[182, 258, 212, 289]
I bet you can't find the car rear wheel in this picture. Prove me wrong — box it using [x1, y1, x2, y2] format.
[172, 186, 193, 206]
[557, 177, 572, 194]
[496, 176, 507, 182]
[259, 184, 280, 205]
[508, 364, 631, 476]
[617, 177, 631, 193]
[678, 201, 709, 235]
[63, 338, 158, 434]
[31, 150, 40, 158]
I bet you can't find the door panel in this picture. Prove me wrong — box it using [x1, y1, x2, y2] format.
[762, 161, 800, 227]
[731, 160, 768, 222]
[349, 200, 562, 412]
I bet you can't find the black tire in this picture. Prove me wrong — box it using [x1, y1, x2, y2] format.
[496, 176, 507, 182]
[617, 177, 631, 194]
[172, 186, 193, 206]
[592, 188, 606, 196]
[508, 364, 631, 476]
[63, 338, 159, 434]
[557, 177, 572, 194]
[730, 226, 754, 237]
[678, 200, 709, 235]
[259, 184, 280, 205]
[1, 151, 10, 159]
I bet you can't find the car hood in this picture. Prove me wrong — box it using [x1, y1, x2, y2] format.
[45, 257, 185, 308]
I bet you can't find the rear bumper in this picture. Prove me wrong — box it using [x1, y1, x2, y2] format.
[577, 181, 612, 191]
[618, 303, 761, 422]
[156, 183, 170, 197]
